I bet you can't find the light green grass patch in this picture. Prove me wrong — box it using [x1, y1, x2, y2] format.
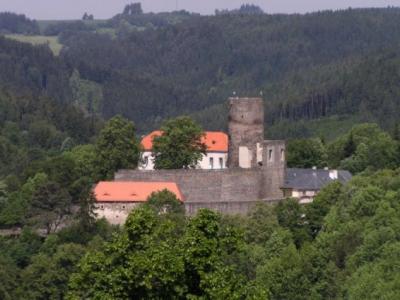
[4, 34, 63, 56]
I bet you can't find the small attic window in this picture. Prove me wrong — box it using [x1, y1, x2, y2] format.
[212, 140, 216, 144]
[130, 193, 137, 196]
[103, 192, 110, 196]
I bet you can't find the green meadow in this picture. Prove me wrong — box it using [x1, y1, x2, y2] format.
[5, 34, 63, 55]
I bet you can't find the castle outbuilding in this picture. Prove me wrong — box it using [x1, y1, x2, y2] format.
[94, 181, 183, 224]
[140, 131, 228, 170]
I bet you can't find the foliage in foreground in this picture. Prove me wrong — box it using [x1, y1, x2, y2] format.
[66, 169, 400, 299]
[288, 123, 400, 174]
[0, 169, 400, 298]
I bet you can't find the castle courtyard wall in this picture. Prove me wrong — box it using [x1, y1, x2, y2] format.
[115, 168, 282, 215]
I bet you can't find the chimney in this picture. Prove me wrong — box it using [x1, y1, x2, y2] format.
[329, 170, 338, 180]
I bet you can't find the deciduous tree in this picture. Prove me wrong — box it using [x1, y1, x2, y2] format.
[28, 181, 72, 234]
[95, 116, 140, 179]
[153, 117, 206, 169]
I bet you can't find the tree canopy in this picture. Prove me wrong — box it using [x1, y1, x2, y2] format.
[152, 117, 206, 169]
[95, 115, 140, 179]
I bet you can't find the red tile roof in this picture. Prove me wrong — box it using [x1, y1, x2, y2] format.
[141, 131, 228, 152]
[94, 181, 184, 203]
[141, 130, 163, 152]
[203, 132, 228, 152]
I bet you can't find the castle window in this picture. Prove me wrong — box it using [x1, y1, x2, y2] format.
[219, 157, 223, 169]
[143, 156, 149, 167]
[100, 205, 104, 210]
[209, 157, 214, 169]
[281, 149, 285, 161]
[268, 149, 273, 162]
[122, 205, 126, 210]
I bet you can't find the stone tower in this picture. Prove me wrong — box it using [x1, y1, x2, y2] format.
[261, 140, 286, 199]
[228, 97, 264, 168]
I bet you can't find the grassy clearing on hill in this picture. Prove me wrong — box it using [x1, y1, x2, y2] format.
[4, 34, 63, 55]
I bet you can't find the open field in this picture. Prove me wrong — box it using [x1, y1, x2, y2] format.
[37, 19, 109, 32]
[4, 34, 63, 55]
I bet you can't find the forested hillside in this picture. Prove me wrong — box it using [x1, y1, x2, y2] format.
[3, 7, 400, 135]
[0, 12, 39, 34]
[2, 4, 400, 298]
[59, 7, 400, 135]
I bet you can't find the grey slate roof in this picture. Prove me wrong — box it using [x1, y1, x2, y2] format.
[283, 168, 352, 190]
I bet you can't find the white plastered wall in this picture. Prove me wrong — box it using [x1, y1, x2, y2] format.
[139, 151, 155, 170]
[257, 143, 263, 164]
[291, 189, 318, 204]
[239, 146, 252, 168]
[95, 203, 139, 225]
[139, 151, 228, 170]
[198, 152, 228, 169]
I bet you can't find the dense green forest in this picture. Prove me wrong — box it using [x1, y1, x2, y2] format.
[2, 3, 400, 298]
[3, 6, 400, 136]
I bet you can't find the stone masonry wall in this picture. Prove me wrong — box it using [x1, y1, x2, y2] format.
[95, 203, 139, 225]
[228, 97, 264, 168]
[115, 168, 282, 215]
[262, 140, 286, 199]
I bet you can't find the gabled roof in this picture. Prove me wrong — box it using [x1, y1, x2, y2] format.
[94, 181, 184, 203]
[141, 130, 228, 152]
[141, 131, 163, 152]
[283, 168, 352, 190]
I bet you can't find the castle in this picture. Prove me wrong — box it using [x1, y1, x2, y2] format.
[94, 97, 351, 224]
